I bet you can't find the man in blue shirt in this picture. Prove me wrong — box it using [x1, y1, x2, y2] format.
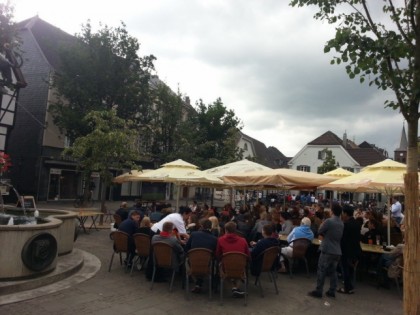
[118, 210, 141, 267]
[278, 217, 314, 273]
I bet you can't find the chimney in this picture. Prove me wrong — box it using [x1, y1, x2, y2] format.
[343, 131, 347, 147]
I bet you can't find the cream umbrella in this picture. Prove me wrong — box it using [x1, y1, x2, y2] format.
[126, 159, 224, 209]
[323, 167, 354, 178]
[319, 159, 419, 245]
[222, 168, 336, 190]
[322, 167, 354, 202]
[112, 169, 152, 184]
[204, 159, 273, 204]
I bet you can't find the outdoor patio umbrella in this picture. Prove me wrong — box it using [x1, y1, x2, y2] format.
[204, 159, 272, 177]
[322, 167, 354, 202]
[112, 169, 152, 184]
[203, 159, 273, 203]
[222, 168, 337, 190]
[121, 159, 224, 209]
[319, 159, 419, 245]
[323, 167, 354, 178]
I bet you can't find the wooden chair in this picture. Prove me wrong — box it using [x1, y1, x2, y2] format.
[108, 231, 131, 272]
[219, 252, 249, 306]
[384, 255, 404, 298]
[130, 233, 151, 276]
[254, 246, 279, 297]
[185, 248, 214, 300]
[150, 242, 176, 292]
[283, 238, 311, 278]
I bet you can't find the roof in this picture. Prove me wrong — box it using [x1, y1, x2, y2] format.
[307, 130, 389, 167]
[17, 16, 78, 71]
[237, 131, 288, 168]
[308, 131, 343, 146]
[396, 125, 408, 151]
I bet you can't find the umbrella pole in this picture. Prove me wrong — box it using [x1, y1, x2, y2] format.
[387, 195, 391, 246]
[176, 185, 180, 211]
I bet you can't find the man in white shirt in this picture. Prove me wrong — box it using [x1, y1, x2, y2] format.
[391, 198, 403, 225]
[151, 206, 191, 240]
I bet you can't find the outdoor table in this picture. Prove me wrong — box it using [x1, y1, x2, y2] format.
[361, 243, 386, 255]
[77, 210, 103, 234]
[278, 234, 320, 246]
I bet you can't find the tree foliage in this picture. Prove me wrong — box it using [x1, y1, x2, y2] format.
[191, 98, 243, 169]
[317, 149, 337, 174]
[49, 21, 156, 142]
[0, 1, 16, 48]
[64, 109, 139, 208]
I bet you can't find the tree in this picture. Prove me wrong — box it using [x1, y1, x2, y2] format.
[317, 149, 337, 174]
[0, 1, 16, 48]
[63, 109, 139, 212]
[290, 1, 419, 312]
[146, 82, 187, 162]
[49, 21, 155, 142]
[190, 98, 243, 169]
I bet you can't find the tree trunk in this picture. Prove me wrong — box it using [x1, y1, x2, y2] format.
[403, 119, 419, 314]
[99, 179, 107, 225]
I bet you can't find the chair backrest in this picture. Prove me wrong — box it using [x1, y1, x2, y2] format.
[220, 252, 248, 279]
[291, 238, 311, 258]
[113, 214, 122, 226]
[110, 231, 129, 253]
[133, 233, 151, 257]
[258, 246, 279, 272]
[152, 242, 174, 269]
[187, 248, 213, 276]
[390, 233, 403, 246]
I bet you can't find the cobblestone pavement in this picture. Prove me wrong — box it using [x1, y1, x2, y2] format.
[0, 202, 403, 315]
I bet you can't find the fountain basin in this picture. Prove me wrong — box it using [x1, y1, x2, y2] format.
[0, 208, 77, 280]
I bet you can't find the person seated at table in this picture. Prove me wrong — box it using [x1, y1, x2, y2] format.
[250, 224, 279, 276]
[115, 202, 130, 227]
[136, 216, 153, 235]
[185, 219, 217, 293]
[216, 221, 250, 298]
[278, 217, 314, 273]
[278, 211, 294, 236]
[236, 212, 253, 241]
[151, 221, 185, 272]
[186, 213, 200, 234]
[118, 210, 142, 267]
[361, 219, 382, 244]
[377, 243, 404, 289]
[250, 211, 271, 242]
[207, 215, 221, 237]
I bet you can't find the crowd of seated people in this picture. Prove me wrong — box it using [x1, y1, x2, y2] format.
[113, 197, 405, 296]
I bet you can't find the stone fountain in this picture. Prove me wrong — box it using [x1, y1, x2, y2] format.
[0, 183, 77, 280]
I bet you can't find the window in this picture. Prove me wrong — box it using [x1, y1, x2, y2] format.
[318, 150, 327, 160]
[297, 165, 310, 172]
[343, 167, 354, 173]
[244, 143, 248, 151]
[64, 136, 71, 148]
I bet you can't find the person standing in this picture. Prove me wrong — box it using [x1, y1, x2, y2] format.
[151, 206, 192, 241]
[308, 203, 344, 298]
[390, 198, 403, 225]
[337, 205, 361, 294]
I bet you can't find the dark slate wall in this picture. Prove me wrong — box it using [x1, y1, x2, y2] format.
[7, 29, 52, 196]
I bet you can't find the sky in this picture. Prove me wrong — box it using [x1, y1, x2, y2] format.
[11, 0, 405, 157]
